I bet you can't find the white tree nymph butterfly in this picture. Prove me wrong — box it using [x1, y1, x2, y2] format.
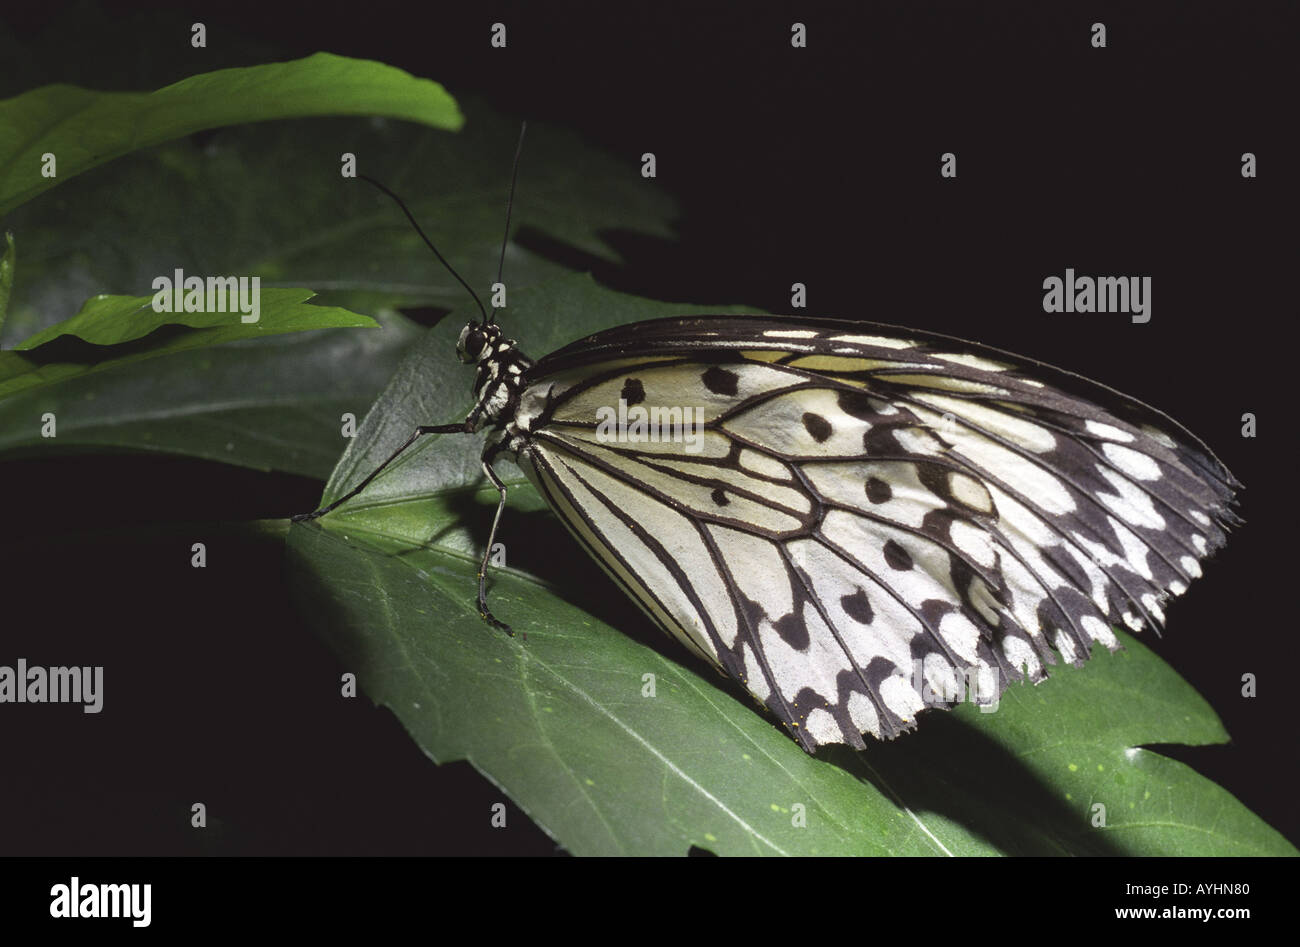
[296, 130, 1241, 753]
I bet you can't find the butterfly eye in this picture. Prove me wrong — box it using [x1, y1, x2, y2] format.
[457, 323, 487, 364]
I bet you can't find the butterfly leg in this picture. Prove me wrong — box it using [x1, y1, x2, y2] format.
[476, 451, 517, 638]
[291, 422, 470, 522]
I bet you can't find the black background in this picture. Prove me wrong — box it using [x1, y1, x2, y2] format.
[0, 0, 1295, 865]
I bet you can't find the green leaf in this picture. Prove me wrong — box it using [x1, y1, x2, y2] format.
[288, 274, 1296, 856]
[0, 309, 419, 477]
[0, 53, 462, 216]
[289, 525, 1294, 856]
[11, 281, 366, 349]
[0, 288, 374, 399]
[0, 101, 675, 475]
[0, 231, 12, 334]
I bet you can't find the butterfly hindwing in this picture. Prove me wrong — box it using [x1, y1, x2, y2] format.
[506, 316, 1239, 750]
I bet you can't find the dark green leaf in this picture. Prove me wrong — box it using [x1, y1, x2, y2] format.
[0, 311, 419, 477]
[0, 53, 462, 216]
[12, 284, 366, 349]
[290, 522, 1294, 856]
[0, 288, 374, 399]
[0, 231, 12, 334]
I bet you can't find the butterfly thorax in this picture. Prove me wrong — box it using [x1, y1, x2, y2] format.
[457, 321, 534, 433]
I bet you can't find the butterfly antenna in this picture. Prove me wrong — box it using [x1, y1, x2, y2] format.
[489, 121, 528, 326]
[357, 173, 488, 324]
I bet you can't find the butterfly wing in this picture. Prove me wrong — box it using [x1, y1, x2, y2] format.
[510, 315, 1240, 750]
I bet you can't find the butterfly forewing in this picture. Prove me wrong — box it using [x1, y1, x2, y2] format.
[503, 316, 1238, 751]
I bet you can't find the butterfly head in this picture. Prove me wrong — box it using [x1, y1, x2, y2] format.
[457, 320, 503, 365]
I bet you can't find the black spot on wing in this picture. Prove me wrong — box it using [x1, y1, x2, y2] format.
[711, 487, 729, 506]
[916, 463, 953, 504]
[802, 412, 833, 443]
[702, 365, 739, 396]
[620, 377, 646, 406]
[883, 539, 914, 571]
[836, 389, 877, 421]
[864, 422, 907, 455]
[864, 477, 892, 503]
[841, 588, 874, 624]
[773, 612, 810, 650]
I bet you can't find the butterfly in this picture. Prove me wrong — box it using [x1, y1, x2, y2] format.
[296, 140, 1240, 753]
